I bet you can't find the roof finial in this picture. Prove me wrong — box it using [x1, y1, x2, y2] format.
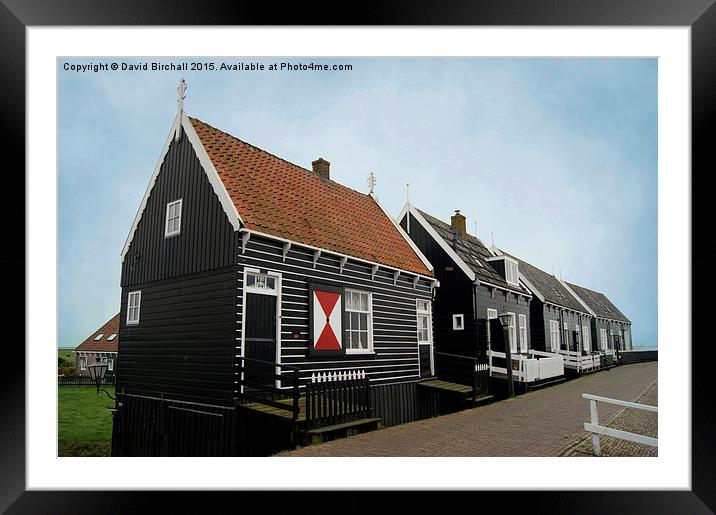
[367, 171, 377, 194]
[406, 183, 410, 204]
[474, 221, 478, 236]
[491, 231, 495, 247]
[177, 78, 187, 116]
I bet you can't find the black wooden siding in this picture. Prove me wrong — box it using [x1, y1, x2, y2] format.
[236, 234, 434, 387]
[121, 135, 237, 287]
[400, 212, 529, 357]
[118, 267, 239, 406]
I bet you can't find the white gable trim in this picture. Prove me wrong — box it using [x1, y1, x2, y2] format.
[120, 114, 242, 261]
[370, 193, 433, 273]
[560, 280, 597, 317]
[399, 203, 476, 282]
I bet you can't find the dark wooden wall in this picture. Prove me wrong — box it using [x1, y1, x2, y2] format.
[400, 212, 529, 357]
[121, 135, 237, 287]
[237, 233, 434, 386]
[118, 267, 239, 405]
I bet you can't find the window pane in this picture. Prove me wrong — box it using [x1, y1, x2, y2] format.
[246, 274, 255, 287]
[267, 277, 275, 289]
[350, 312, 359, 331]
[360, 293, 368, 312]
[359, 331, 368, 349]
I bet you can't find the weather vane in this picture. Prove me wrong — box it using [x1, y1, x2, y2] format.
[177, 78, 187, 115]
[367, 171, 377, 193]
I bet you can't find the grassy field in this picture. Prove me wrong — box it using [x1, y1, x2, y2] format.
[58, 348, 75, 363]
[58, 385, 115, 456]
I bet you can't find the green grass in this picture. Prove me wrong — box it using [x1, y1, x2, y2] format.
[58, 348, 75, 363]
[58, 385, 115, 456]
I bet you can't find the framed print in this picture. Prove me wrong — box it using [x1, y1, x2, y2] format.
[6, 0, 715, 512]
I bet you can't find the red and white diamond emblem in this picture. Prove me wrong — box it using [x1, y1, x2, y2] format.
[312, 290, 342, 350]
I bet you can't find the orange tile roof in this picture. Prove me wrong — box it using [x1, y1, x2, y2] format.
[75, 314, 119, 353]
[189, 117, 432, 276]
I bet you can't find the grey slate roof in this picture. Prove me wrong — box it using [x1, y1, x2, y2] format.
[498, 249, 588, 312]
[566, 282, 631, 323]
[417, 209, 530, 294]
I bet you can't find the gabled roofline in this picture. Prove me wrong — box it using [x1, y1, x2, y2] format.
[241, 227, 436, 282]
[560, 279, 597, 317]
[398, 203, 476, 282]
[120, 114, 242, 261]
[370, 193, 433, 274]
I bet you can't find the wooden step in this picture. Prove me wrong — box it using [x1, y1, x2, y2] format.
[418, 379, 473, 395]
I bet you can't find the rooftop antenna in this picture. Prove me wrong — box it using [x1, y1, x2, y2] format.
[559, 269, 563, 281]
[491, 231, 495, 248]
[175, 78, 187, 141]
[552, 265, 555, 277]
[474, 221, 478, 236]
[367, 171, 377, 194]
[405, 183, 411, 233]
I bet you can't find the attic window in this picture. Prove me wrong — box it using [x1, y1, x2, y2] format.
[107, 333, 117, 341]
[165, 199, 183, 237]
[505, 260, 519, 286]
[94, 333, 104, 341]
[452, 314, 464, 330]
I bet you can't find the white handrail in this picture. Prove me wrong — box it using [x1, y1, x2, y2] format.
[582, 393, 658, 456]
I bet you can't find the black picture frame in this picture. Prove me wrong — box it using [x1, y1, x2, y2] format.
[4, 1, 713, 512]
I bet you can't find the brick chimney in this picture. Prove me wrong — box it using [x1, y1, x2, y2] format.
[451, 210, 466, 237]
[312, 158, 330, 180]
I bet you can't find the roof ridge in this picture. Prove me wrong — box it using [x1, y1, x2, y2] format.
[416, 208, 489, 248]
[189, 116, 371, 200]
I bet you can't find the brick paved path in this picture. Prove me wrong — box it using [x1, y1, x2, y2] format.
[561, 379, 657, 457]
[277, 361, 657, 457]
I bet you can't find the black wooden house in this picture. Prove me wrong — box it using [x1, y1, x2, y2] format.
[563, 281, 633, 359]
[490, 248, 605, 374]
[113, 84, 439, 455]
[398, 205, 565, 390]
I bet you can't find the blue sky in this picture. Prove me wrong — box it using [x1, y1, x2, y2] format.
[58, 57, 657, 348]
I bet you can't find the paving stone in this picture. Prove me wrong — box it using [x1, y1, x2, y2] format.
[276, 361, 657, 457]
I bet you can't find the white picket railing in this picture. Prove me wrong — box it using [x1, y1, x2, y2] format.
[488, 350, 564, 383]
[310, 369, 366, 383]
[582, 393, 658, 456]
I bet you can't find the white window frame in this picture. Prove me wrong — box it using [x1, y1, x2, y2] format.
[416, 300, 432, 344]
[107, 333, 117, 341]
[79, 356, 86, 371]
[518, 314, 527, 352]
[507, 312, 517, 354]
[94, 333, 104, 341]
[345, 289, 373, 354]
[164, 198, 183, 237]
[107, 357, 114, 371]
[582, 324, 591, 352]
[127, 291, 141, 325]
[505, 260, 519, 287]
[600, 328, 608, 350]
[452, 314, 465, 331]
[245, 271, 278, 296]
[549, 320, 560, 352]
[486, 308, 498, 345]
[416, 299, 434, 376]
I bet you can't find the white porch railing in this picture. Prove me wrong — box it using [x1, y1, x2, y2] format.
[582, 393, 658, 456]
[559, 350, 610, 373]
[488, 350, 564, 383]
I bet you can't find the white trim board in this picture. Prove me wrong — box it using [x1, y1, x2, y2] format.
[370, 192, 434, 273]
[398, 203, 476, 282]
[120, 113, 242, 261]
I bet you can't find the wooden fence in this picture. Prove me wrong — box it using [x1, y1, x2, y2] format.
[111, 390, 235, 457]
[58, 375, 116, 386]
[304, 370, 371, 429]
[582, 393, 658, 456]
[435, 351, 491, 401]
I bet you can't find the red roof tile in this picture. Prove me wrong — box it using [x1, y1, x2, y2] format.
[75, 314, 119, 353]
[189, 117, 432, 277]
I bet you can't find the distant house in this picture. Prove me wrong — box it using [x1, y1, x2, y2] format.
[491, 249, 607, 374]
[563, 281, 633, 356]
[398, 205, 565, 389]
[74, 314, 119, 376]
